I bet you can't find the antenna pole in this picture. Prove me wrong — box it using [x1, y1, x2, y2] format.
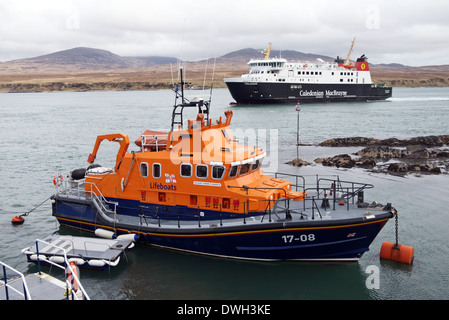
[209, 57, 217, 106]
[180, 67, 184, 103]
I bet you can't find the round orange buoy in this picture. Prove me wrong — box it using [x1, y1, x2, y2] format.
[380, 241, 414, 265]
[339, 200, 345, 205]
[11, 215, 25, 225]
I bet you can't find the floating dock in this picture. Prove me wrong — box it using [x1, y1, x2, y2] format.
[22, 234, 135, 269]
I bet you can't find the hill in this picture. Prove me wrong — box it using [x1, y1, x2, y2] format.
[0, 47, 448, 92]
[0, 47, 179, 73]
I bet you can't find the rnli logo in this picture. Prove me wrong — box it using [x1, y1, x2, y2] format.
[165, 173, 176, 183]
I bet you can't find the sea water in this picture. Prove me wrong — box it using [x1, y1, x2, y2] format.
[1, 87, 449, 300]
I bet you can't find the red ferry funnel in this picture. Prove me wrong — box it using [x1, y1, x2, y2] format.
[380, 241, 414, 264]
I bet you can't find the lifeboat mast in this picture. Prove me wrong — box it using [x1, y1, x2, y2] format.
[170, 67, 210, 132]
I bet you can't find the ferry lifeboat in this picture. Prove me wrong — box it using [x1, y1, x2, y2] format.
[51, 73, 395, 262]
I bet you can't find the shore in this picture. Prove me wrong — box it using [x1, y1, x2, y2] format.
[1, 63, 449, 93]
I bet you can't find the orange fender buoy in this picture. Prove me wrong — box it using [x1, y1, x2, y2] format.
[66, 261, 80, 292]
[11, 215, 25, 225]
[380, 241, 414, 265]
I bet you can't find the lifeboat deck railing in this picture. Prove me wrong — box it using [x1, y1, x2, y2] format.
[54, 175, 118, 222]
[55, 173, 376, 229]
[274, 172, 374, 208]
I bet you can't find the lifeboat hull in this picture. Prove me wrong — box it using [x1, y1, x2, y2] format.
[52, 196, 392, 262]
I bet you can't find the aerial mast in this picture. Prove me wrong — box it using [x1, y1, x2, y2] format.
[261, 42, 272, 60]
[344, 37, 356, 66]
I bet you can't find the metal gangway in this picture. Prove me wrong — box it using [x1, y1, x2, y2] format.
[1, 239, 90, 300]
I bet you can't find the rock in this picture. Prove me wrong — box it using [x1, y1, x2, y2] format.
[320, 154, 355, 168]
[355, 146, 405, 159]
[407, 148, 430, 159]
[407, 136, 444, 147]
[387, 163, 409, 173]
[294, 135, 449, 176]
[354, 157, 377, 168]
[319, 135, 449, 148]
[387, 162, 442, 174]
[286, 158, 312, 167]
[319, 137, 380, 147]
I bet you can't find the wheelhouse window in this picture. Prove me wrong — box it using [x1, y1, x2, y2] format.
[152, 163, 161, 179]
[140, 162, 149, 178]
[251, 159, 260, 171]
[180, 163, 192, 177]
[229, 165, 238, 178]
[196, 164, 208, 179]
[239, 163, 250, 175]
[212, 165, 225, 180]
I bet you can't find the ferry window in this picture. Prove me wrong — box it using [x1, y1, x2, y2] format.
[212, 165, 225, 180]
[229, 165, 238, 178]
[196, 164, 208, 179]
[140, 162, 149, 178]
[152, 163, 161, 179]
[239, 163, 250, 175]
[180, 163, 192, 177]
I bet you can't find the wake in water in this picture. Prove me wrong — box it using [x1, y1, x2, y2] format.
[390, 96, 449, 102]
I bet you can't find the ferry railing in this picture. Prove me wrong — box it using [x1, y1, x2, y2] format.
[33, 239, 90, 300]
[1, 261, 32, 300]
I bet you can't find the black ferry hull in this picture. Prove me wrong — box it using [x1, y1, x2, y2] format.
[225, 81, 392, 104]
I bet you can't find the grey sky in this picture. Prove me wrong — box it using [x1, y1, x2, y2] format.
[1, 0, 448, 66]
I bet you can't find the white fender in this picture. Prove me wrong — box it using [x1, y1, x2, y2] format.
[49, 256, 65, 264]
[117, 233, 139, 242]
[68, 258, 86, 266]
[29, 254, 47, 262]
[88, 259, 106, 268]
[103, 257, 120, 267]
[95, 228, 116, 239]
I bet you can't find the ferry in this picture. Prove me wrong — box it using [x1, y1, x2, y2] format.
[51, 69, 396, 262]
[224, 41, 392, 104]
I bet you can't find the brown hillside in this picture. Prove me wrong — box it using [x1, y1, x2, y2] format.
[1, 47, 448, 92]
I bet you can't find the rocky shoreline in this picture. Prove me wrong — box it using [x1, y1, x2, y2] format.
[287, 135, 449, 175]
